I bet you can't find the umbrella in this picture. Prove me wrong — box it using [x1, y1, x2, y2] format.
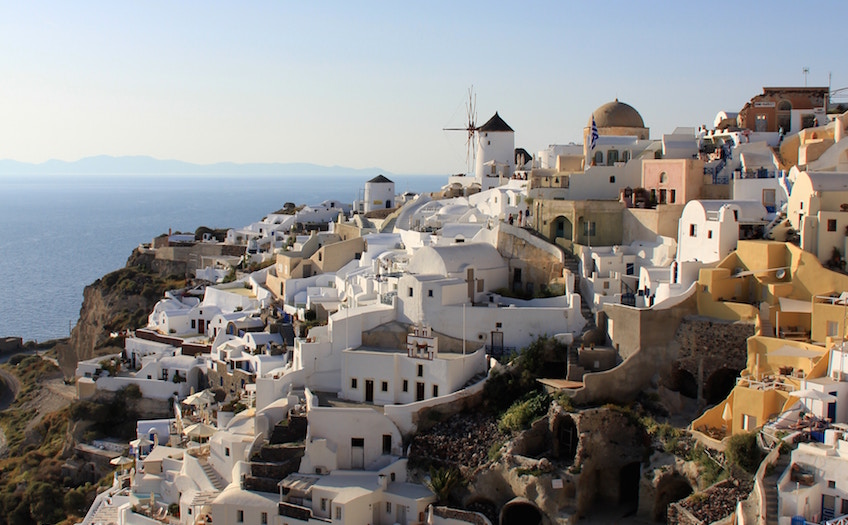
[183, 422, 217, 440]
[183, 390, 215, 407]
[110, 456, 134, 467]
[130, 436, 153, 448]
[110, 455, 134, 474]
[789, 389, 837, 403]
[722, 403, 732, 422]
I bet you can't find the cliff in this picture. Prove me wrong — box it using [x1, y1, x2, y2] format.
[56, 249, 186, 377]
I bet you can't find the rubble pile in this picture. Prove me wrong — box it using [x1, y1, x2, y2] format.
[409, 412, 505, 471]
[680, 478, 753, 523]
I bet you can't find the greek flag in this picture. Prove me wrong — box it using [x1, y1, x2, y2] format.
[590, 115, 599, 151]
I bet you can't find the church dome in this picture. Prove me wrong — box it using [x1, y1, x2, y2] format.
[589, 99, 645, 129]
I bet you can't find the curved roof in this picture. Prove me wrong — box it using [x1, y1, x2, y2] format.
[407, 243, 506, 276]
[590, 99, 645, 129]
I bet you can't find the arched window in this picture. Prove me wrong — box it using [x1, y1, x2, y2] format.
[593, 151, 603, 165]
[622, 150, 631, 162]
[607, 149, 619, 166]
[777, 100, 792, 111]
[659, 172, 668, 183]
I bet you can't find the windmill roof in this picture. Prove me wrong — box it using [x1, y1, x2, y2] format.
[478, 112, 513, 132]
[368, 175, 393, 184]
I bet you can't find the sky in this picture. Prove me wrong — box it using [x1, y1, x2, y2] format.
[1, 1, 846, 175]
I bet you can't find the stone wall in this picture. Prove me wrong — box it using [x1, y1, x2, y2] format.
[671, 317, 754, 402]
[497, 225, 565, 295]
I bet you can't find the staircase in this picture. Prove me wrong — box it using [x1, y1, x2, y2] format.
[763, 452, 790, 525]
[201, 461, 226, 491]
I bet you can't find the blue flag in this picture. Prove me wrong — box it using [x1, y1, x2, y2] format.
[590, 115, 599, 151]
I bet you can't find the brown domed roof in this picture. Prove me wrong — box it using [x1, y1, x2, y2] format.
[589, 99, 645, 128]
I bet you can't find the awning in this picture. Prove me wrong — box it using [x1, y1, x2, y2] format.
[778, 297, 812, 313]
[769, 345, 822, 359]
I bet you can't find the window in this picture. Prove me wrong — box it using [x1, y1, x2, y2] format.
[335, 507, 341, 520]
[828, 219, 837, 232]
[689, 224, 697, 237]
[321, 499, 327, 512]
[383, 434, 392, 454]
[742, 414, 757, 431]
[659, 172, 668, 183]
[670, 189, 676, 203]
[428, 289, 433, 297]
[496, 322, 502, 328]
[402, 379, 408, 392]
[191, 319, 196, 329]
[237, 509, 244, 523]
[609, 176, 615, 183]
[408, 287, 413, 297]
[432, 385, 439, 397]
[626, 263, 634, 275]
[391, 472, 396, 481]
[225, 447, 230, 456]
[708, 230, 713, 239]
[607, 149, 618, 165]
[381, 381, 388, 392]
[593, 151, 603, 165]
[261, 512, 268, 524]
[603, 281, 610, 290]
[387, 502, 392, 513]
[351, 378, 358, 389]
[828, 480, 836, 489]
[417, 364, 423, 377]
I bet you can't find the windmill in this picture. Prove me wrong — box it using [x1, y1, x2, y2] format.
[443, 86, 478, 175]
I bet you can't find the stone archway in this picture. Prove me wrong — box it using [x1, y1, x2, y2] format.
[500, 497, 543, 525]
[672, 367, 698, 399]
[705, 367, 740, 405]
[652, 474, 693, 522]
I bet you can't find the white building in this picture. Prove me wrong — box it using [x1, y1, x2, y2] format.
[676, 200, 769, 264]
[340, 325, 487, 405]
[777, 436, 848, 524]
[361, 175, 396, 214]
[474, 112, 515, 191]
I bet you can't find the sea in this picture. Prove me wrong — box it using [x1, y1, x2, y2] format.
[0, 173, 445, 342]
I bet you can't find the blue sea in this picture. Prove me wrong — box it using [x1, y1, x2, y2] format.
[0, 173, 444, 342]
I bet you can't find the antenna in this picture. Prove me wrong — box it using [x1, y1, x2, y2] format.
[803, 67, 810, 87]
[443, 86, 478, 175]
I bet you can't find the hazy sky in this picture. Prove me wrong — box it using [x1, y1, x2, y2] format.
[1, 1, 845, 175]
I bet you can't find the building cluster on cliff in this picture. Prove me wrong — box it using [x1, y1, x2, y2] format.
[75, 86, 848, 525]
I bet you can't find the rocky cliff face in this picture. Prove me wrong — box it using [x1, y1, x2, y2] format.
[56, 249, 186, 377]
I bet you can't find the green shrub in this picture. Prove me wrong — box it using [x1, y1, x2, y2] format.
[725, 431, 764, 474]
[499, 391, 550, 432]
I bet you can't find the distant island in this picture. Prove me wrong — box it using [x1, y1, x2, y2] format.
[0, 155, 398, 177]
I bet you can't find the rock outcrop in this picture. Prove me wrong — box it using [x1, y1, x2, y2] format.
[57, 249, 186, 377]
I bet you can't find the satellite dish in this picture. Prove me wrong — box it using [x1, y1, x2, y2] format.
[775, 269, 786, 279]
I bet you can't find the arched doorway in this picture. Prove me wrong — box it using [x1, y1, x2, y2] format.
[705, 367, 740, 405]
[555, 415, 578, 464]
[619, 462, 641, 515]
[652, 474, 693, 522]
[553, 216, 572, 242]
[500, 498, 543, 525]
